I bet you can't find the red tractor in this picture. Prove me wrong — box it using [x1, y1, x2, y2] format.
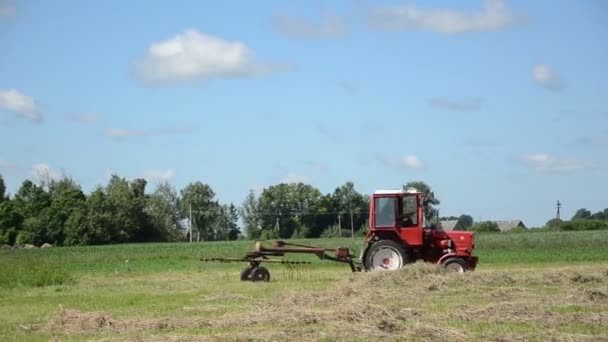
[361, 188, 478, 272]
[202, 187, 478, 281]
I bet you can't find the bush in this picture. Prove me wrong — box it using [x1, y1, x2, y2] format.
[15, 230, 35, 245]
[471, 221, 500, 233]
[0, 227, 18, 245]
[560, 219, 608, 231]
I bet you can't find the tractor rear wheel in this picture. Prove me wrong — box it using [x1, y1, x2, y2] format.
[364, 240, 409, 271]
[442, 257, 467, 273]
[250, 266, 271, 282]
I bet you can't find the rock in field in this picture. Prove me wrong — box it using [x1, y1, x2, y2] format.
[41, 243, 53, 248]
[24, 244, 38, 249]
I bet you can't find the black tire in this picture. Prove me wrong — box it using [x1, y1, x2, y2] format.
[364, 240, 409, 271]
[442, 257, 467, 273]
[240, 266, 254, 281]
[250, 266, 271, 282]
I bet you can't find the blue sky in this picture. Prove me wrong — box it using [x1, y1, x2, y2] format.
[1, 0, 607, 227]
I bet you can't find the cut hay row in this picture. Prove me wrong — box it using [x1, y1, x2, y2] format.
[33, 263, 608, 341]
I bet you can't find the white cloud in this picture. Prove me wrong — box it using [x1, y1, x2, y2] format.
[0, 89, 42, 122]
[135, 29, 285, 84]
[142, 169, 175, 182]
[67, 113, 99, 123]
[522, 153, 586, 173]
[384, 155, 424, 170]
[30, 163, 63, 182]
[272, 13, 348, 39]
[279, 172, 311, 184]
[531, 64, 563, 91]
[430, 98, 482, 111]
[368, 0, 520, 34]
[400, 155, 423, 169]
[0, 0, 16, 16]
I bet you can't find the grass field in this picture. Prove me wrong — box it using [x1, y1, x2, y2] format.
[1, 230, 607, 341]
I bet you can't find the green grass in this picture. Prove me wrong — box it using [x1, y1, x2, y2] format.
[0, 230, 607, 341]
[2, 230, 607, 280]
[0, 254, 73, 289]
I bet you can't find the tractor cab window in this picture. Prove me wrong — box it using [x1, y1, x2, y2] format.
[375, 197, 396, 227]
[399, 195, 418, 227]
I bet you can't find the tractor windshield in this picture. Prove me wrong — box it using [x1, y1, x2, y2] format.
[375, 197, 396, 227]
[399, 195, 418, 227]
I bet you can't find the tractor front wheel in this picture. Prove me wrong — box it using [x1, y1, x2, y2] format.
[442, 257, 467, 273]
[364, 240, 409, 271]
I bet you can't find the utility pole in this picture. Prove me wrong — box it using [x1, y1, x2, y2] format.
[189, 202, 193, 243]
[556, 200, 561, 230]
[274, 216, 280, 237]
[337, 214, 342, 237]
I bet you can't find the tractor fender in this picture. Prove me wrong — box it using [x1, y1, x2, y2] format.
[437, 253, 459, 265]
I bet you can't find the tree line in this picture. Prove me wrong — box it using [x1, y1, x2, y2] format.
[542, 207, 608, 232]
[0, 172, 443, 246]
[0, 174, 239, 246]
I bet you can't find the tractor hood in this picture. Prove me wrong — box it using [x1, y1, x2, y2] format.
[445, 231, 475, 254]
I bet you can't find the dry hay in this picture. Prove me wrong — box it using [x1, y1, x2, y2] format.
[38, 262, 608, 341]
[43, 309, 212, 335]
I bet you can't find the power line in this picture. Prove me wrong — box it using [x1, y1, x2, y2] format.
[250, 211, 371, 216]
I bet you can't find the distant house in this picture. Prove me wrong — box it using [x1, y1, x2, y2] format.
[439, 219, 527, 232]
[439, 220, 459, 231]
[493, 220, 527, 232]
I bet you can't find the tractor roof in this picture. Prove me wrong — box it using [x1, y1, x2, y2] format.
[374, 188, 420, 195]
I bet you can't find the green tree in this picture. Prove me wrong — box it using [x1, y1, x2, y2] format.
[0, 174, 7, 203]
[403, 181, 440, 224]
[256, 182, 324, 239]
[240, 190, 261, 239]
[471, 221, 500, 233]
[65, 187, 114, 245]
[146, 181, 182, 242]
[14, 180, 51, 217]
[332, 182, 367, 237]
[0, 201, 22, 245]
[105, 175, 152, 242]
[213, 203, 240, 240]
[310, 193, 338, 238]
[572, 208, 592, 220]
[44, 177, 86, 245]
[590, 211, 606, 220]
[180, 181, 218, 241]
[545, 218, 563, 229]
[13, 180, 52, 245]
[226, 203, 240, 240]
[455, 214, 474, 230]
[257, 183, 294, 238]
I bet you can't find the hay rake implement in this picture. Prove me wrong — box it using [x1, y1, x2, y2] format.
[201, 240, 362, 282]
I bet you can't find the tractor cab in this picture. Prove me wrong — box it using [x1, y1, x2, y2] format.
[362, 188, 478, 272]
[366, 188, 425, 247]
